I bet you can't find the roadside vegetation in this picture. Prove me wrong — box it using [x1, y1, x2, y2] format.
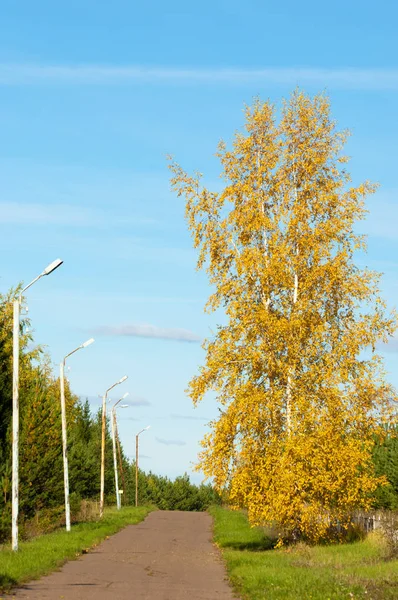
[1, 88, 398, 596]
[171, 90, 398, 543]
[211, 506, 398, 600]
[0, 506, 153, 592]
[0, 287, 124, 543]
[0, 288, 221, 548]
[134, 469, 221, 511]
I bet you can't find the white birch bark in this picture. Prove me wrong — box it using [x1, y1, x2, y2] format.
[286, 176, 299, 433]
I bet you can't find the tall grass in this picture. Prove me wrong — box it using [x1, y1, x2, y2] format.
[210, 506, 398, 600]
[0, 505, 153, 592]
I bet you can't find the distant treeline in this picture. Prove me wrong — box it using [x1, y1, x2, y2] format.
[0, 288, 396, 543]
[133, 470, 221, 511]
[0, 288, 220, 542]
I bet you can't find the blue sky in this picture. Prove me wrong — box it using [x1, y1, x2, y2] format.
[0, 1, 397, 482]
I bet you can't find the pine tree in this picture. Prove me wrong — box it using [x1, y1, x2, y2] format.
[68, 399, 99, 499]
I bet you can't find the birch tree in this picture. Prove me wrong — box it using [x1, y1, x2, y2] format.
[170, 91, 397, 542]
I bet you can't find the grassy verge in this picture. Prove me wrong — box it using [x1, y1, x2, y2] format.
[0, 505, 153, 592]
[210, 505, 398, 600]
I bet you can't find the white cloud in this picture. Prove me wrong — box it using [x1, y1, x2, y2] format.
[126, 454, 151, 460]
[0, 64, 398, 90]
[0, 202, 155, 227]
[170, 413, 209, 421]
[83, 394, 151, 407]
[156, 437, 186, 446]
[377, 337, 398, 354]
[127, 397, 151, 407]
[106, 395, 151, 407]
[94, 323, 202, 343]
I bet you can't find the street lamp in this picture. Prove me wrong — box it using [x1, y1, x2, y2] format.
[60, 338, 94, 532]
[110, 392, 129, 510]
[135, 426, 150, 507]
[100, 375, 128, 517]
[12, 258, 63, 551]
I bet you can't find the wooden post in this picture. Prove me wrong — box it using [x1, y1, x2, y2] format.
[99, 393, 107, 518]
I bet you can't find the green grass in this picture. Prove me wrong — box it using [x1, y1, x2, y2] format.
[210, 506, 398, 600]
[0, 505, 153, 592]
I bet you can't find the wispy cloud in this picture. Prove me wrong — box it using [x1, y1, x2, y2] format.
[156, 437, 186, 447]
[170, 413, 209, 422]
[107, 395, 151, 407]
[1, 64, 398, 90]
[94, 323, 201, 343]
[126, 454, 151, 460]
[0, 202, 155, 228]
[85, 394, 151, 407]
[377, 337, 398, 353]
[127, 397, 151, 407]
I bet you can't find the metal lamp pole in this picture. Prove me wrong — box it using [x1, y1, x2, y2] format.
[110, 393, 129, 510]
[135, 426, 150, 507]
[100, 375, 128, 518]
[12, 258, 63, 551]
[60, 338, 94, 531]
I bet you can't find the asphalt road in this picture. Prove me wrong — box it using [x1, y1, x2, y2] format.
[11, 511, 237, 599]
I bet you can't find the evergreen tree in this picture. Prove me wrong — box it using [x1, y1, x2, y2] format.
[68, 400, 97, 499]
[373, 427, 398, 509]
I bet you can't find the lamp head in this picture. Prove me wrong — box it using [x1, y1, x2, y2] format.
[119, 375, 128, 384]
[121, 392, 129, 399]
[144, 425, 151, 431]
[43, 258, 63, 276]
[82, 337, 95, 348]
[120, 404, 129, 408]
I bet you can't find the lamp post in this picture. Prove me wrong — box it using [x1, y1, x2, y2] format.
[135, 426, 150, 507]
[100, 375, 128, 518]
[114, 417, 127, 507]
[110, 393, 129, 510]
[12, 258, 63, 551]
[60, 338, 94, 532]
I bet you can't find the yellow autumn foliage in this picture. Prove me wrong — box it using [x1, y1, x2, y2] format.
[169, 90, 397, 542]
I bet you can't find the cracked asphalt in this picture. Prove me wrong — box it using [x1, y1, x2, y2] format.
[11, 511, 236, 599]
